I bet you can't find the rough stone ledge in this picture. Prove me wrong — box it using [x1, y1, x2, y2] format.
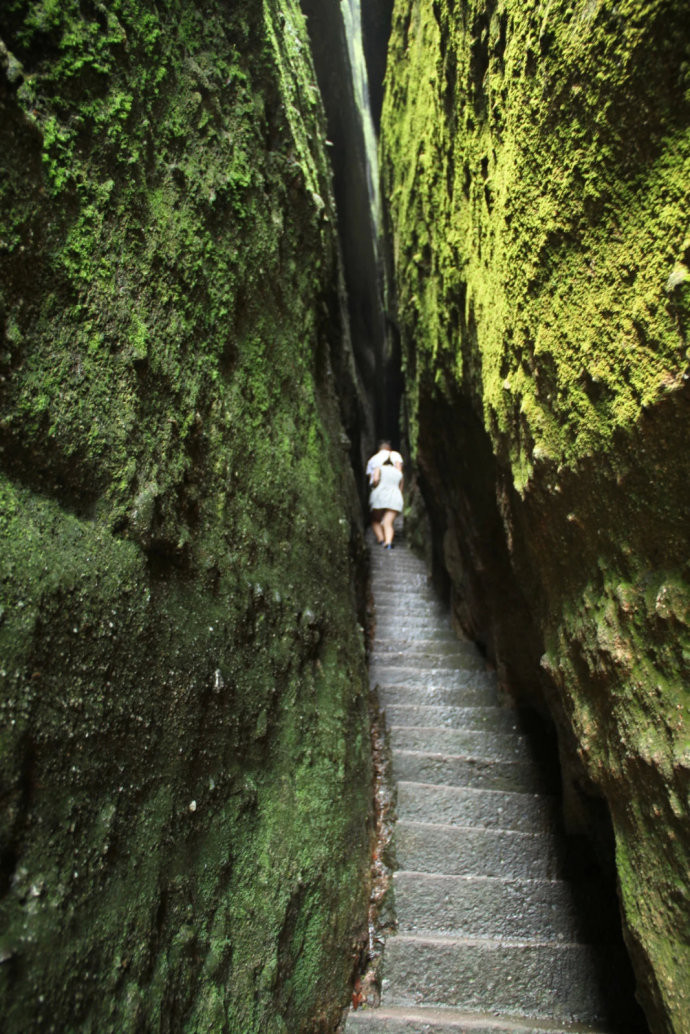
[345, 1003, 618, 1034]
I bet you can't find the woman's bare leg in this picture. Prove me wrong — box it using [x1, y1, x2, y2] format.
[382, 509, 397, 546]
[371, 510, 385, 544]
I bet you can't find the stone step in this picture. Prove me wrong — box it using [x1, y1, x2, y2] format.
[372, 661, 490, 686]
[371, 604, 451, 618]
[372, 571, 434, 579]
[375, 658, 491, 676]
[372, 632, 470, 646]
[374, 599, 448, 613]
[370, 554, 426, 564]
[390, 726, 533, 762]
[376, 629, 466, 644]
[374, 601, 440, 611]
[372, 581, 434, 593]
[374, 630, 455, 643]
[391, 750, 550, 794]
[371, 568, 432, 579]
[379, 691, 500, 712]
[374, 631, 462, 647]
[383, 704, 524, 734]
[372, 664, 490, 688]
[396, 782, 557, 833]
[371, 570, 431, 580]
[370, 569, 432, 582]
[345, 1003, 617, 1033]
[371, 649, 482, 668]
[395, 820, 561, 879]
[381, 935, 619, 1025]
[392, 872, 620, 944]
[374, 615, 451, 628]
[374, 621, 453, 635]
[375, 666, 488, 683]
[375, 616, 455, 631]
[372, 578, 432, 586]
[377, 680, 498, 708]
[374, 618, 448, 630]
[372, 642, 478, 663]
[373, 589, 440, 600]
[374, 636, 483, 653]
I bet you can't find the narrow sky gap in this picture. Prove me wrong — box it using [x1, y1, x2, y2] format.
[340, 0, 382, 234]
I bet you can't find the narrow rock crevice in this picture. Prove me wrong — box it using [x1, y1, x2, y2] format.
[300, 0, 385, 441]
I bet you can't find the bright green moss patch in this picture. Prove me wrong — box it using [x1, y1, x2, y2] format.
[382, 0, 690, 483]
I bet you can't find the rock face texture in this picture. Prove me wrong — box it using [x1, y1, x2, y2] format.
[380, 2, 690, 1032]
[0, 1, 372, 1031]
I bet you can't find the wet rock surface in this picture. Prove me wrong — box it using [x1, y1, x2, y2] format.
[345, 541, 646, 1034]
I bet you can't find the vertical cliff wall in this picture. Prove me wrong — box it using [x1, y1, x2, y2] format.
[381, 1, 690, 1031]
[0, 1, 372, 1030]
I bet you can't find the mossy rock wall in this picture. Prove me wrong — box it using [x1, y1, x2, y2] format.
[381, 2, 690, 1031]
[0, 1, 372, 1031]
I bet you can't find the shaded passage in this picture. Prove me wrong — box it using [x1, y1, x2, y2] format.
[345, 540, 646, 1033]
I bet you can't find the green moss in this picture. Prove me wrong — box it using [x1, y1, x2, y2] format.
[0, 0, 370, 1031]
[383, 0, 690, 478]
[382, 1, 690, 1030]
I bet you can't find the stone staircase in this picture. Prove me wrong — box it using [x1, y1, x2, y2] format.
[344, 541, 646, 1034]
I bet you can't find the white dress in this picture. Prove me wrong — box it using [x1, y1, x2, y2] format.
[369, 463, 403, 512]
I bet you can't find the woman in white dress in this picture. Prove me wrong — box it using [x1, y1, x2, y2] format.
[369, 452, 404, 549]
